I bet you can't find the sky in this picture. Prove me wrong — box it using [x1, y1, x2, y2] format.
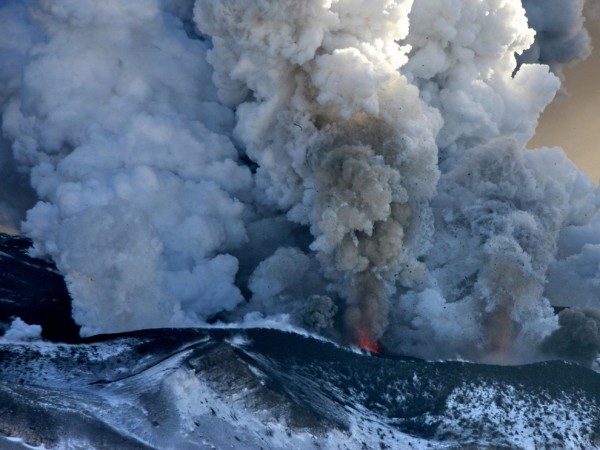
[529, 8, 600, 181]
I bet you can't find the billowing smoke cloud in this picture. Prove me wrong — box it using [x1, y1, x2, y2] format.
[386, 139, 595, 361]
[1, 0, 600, 364]
[541, 307, 600, 366]
[0, 0, 252, 335]
[0, 2, 39, 231]
[1, 317, 42, 342]
[380, 0, 597, 362]
[195, 0, 441, 345]
[519, 0, 592, 79]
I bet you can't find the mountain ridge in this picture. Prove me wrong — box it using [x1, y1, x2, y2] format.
[1, 327, 599, 449]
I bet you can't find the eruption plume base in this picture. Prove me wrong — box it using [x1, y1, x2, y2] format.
[357, 328, 380, 354]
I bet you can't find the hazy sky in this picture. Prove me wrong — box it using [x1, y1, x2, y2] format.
[529, 8, 600, 182]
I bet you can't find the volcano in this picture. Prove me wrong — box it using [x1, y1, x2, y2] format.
[2, 1, 600, 448]
[1, 234, 600, 449]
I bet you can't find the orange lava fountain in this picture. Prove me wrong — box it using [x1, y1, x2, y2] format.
[358, 329, 380, 354]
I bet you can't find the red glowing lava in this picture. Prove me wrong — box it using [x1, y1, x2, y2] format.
[358, 331, 380, 354]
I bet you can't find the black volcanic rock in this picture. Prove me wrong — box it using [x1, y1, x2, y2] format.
[1, 328, 600, 449]
[0, 233, 80, 342]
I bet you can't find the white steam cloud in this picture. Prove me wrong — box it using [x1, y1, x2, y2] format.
[520, 0, 592, 80]
[1, 0, 252, 335]
[1, 0, 599, 363]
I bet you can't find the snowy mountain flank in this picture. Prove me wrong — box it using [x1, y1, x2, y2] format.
[1, 327, 600, 449]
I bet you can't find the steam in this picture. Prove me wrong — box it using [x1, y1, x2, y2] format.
[1, 317, 42, 342]
[195, 0, 440, 344]
[1, 0, 252, 335]
[541, 307, 600, 366]
[1, 0, 600, 364]
[520, 0, 592, 79]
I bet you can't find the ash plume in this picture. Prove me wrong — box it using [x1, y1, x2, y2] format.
[1, 0, 253, 335]
[540, 307, 600, 366]
[520, 0, 592, 80]
[195, 0, 440, 344]
[0, 0, 600, 364]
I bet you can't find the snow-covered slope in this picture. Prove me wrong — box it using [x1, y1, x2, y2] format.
[1, 327, 599, 449]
